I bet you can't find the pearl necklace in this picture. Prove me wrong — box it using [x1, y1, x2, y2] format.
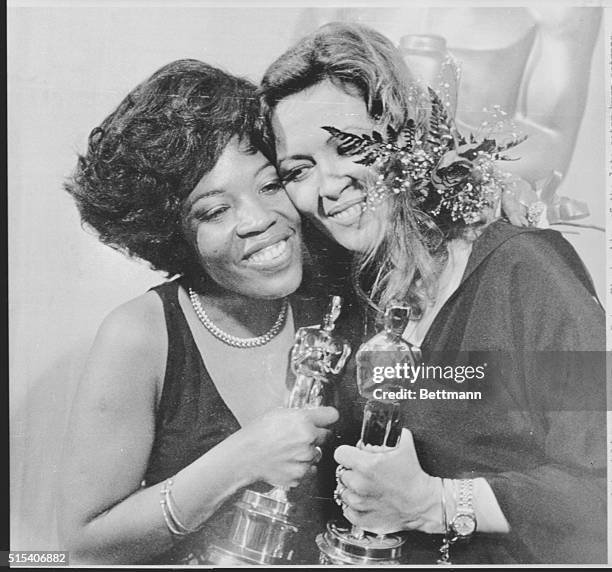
[188, 287, 289, 348]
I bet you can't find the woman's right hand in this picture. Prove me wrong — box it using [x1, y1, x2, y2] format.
[236, 406, 339, 487]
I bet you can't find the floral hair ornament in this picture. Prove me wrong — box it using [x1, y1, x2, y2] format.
[322, 88, 528, 231]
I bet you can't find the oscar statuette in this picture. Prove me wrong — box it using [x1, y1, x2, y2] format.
[205, 295, 351, 565]
[317, 304, 421, 565]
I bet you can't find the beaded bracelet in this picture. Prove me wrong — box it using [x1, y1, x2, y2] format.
[159, 478, 203, 538]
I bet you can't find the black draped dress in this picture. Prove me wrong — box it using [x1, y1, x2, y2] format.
[335, 221, 606, 564]
[142, 280, 339, 565]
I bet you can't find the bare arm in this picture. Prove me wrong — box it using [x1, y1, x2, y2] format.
[58, 294, 338, 564]
[57, 294, 255, 563]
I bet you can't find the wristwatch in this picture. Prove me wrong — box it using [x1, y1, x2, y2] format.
[449, 479, 477, 540]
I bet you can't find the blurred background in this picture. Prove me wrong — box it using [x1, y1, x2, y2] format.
[8, 1, 607, 551]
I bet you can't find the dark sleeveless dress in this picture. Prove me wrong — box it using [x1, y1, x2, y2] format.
[143, 280, 337, 565]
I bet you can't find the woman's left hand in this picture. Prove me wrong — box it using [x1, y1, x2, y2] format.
[334, 428, 441, 535]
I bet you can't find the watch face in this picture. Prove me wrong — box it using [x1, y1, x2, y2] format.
[451, 514, 477, 537]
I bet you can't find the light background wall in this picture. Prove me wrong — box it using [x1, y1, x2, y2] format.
[8, 2, 607, 550]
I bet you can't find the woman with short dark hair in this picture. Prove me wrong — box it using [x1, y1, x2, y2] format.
[60, 59, 338, 565]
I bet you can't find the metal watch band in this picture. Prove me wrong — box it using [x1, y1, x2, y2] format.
[456, 478, 474, 513]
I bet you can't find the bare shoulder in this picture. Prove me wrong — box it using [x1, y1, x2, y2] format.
[97, 290, 165, 351]
[82, 289, 168, 407]
[62, 290, 170, 525]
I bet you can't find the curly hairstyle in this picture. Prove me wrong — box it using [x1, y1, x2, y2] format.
[65, 59, 268, 279]
[260, 22, 447, 316]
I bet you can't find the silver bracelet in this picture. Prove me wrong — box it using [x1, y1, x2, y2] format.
[440, 478, 448, 534]
[160, 478, 202, 537]
[160, 496, 186, 537]
[437, 478, 453, 565]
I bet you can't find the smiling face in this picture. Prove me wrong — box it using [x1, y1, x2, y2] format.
[272, 80, 386, 254]
[182, 138, 302, 300]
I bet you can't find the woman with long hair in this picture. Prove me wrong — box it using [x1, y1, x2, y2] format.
[260, 22, 606, 564]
